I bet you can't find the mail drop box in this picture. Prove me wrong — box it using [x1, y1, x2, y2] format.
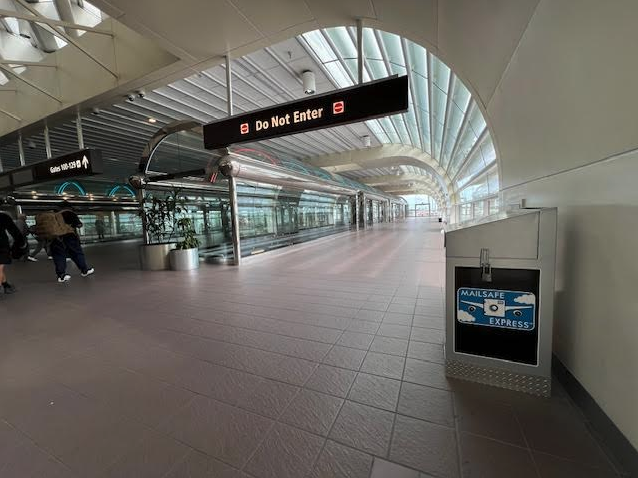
[444, 208, 557, 397]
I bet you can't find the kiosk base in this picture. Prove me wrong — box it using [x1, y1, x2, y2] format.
[446, 360, 551, 397]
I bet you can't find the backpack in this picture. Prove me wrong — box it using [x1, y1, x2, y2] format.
[34, 212, 75, 240]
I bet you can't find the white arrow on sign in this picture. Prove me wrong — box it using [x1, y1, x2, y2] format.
[82, 156, 89, 169]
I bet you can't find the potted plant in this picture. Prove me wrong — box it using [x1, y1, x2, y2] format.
[169, 217, 201, 271]
[138, 191, 183, 270]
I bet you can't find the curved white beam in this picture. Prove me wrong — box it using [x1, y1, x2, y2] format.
[305, 144, 454, 195]
[359, 174, 446, 199]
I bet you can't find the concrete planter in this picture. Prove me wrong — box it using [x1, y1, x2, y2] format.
[169, 247, 200, 271]
[139, 243, 176, 271]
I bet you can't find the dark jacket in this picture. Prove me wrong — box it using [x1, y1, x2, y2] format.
[60, 210, 83, 229]
[0, 212, 26, 251]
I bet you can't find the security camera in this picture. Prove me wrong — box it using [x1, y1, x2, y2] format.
[126, 93, 135, 102]
[136, 89, 146, 99]
[91, 107, 101, 115]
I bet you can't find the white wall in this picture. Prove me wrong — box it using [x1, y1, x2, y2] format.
[502, 149, 638, 450]
[489, 0, 638, 449]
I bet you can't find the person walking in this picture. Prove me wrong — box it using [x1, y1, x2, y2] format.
[0, 211, 26, 295]
[95, 216, 106, 240]
[43, 204, 95, 283]
[14, 214, 37, 262]
[28, 224, 50, 260]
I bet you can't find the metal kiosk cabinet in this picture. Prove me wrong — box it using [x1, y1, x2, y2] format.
[444, 208, 557, 397]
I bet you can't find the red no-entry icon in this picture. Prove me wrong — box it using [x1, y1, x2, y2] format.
[240, 123, 249, 134]
[333, 101, 344, 114]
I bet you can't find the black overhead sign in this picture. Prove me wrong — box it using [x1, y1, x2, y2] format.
[0, 149, 103, 191]
[203, 75, 409, 150]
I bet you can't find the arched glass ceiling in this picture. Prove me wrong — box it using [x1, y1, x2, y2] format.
[300, 27, 498, 199]
[0, 24, 496, 205]
[0, 0, 104, 85]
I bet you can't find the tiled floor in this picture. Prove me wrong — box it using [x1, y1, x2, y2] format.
[0, 219, 624, 477]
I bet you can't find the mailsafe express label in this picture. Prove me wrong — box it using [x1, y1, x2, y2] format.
[456, 288, 536, 331]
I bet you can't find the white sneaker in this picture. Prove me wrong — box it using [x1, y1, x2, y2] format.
[27, 256, 38, 262]
[57, 275, 71, 283]
[81, 268, 95, 277]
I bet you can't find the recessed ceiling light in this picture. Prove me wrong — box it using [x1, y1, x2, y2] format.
[148, 118, 157, 123]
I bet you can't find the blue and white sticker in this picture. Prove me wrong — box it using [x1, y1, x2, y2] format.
[456, 288, 536, 331]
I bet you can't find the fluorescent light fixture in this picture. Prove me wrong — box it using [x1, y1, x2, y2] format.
[148, 118, 157, 123]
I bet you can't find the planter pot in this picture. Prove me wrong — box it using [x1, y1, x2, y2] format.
[169, 248, 200, 271]
[139, 243, 176, 271]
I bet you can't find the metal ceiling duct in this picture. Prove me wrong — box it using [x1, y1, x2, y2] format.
[217, 152, 402, 203]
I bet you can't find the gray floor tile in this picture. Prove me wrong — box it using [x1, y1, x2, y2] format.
[56, 413, 153, 475]
[412, 315, 444, 330]
[515, 401, 615, 469]
[391, 297, 417, 306]
[378, 323, 411, 339]
[360, 352, 406, 380]
[329, 401, 394, 456]
[306, 365, 358, 398]
[403, 359, 453, 390]
[407, 341, 445, 364]
[348, 373, 401, 411]
[382, 313, 413, 326]
[355, 309, 386, 321]
[347, 320, 381, 334]
[460, 433, 537, 478]
[396, 289, 419, 299]
[50, 356, 196, 428]
[1, 221, 619, 478]
[455, 393, 526, 446]
[414, 305, 444, 316]
[0, 421, 75, 478]
[398, 382, 454, 427]
[102, 432, 191, 478]
[236, 378, 299, 418]
[371, 458, 420, 477]
[410, 327, 445, 344]
[268, 355, 318, 385]
[337, 332, 375, 350]
[280, 389, 344, 436]
[389, 415, 459, 478]
[159, 394, 273, 468]
[416, 297, 443, 307]
[204, 368, 263, 405]
[309, 440, 373, 478]
[245, 422, 324, 478]
[387, 303, 415, 315]
[5, 383, 151, 474]
[322, 346, 367, 370]
[533, 451, 619, 478]
[370, 336, 409, 356]
[164, 449, 245, 478]
[363, 302, 391, 312]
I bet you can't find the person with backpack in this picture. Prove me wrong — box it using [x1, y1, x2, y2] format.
[0, 211, 26, 294]
[28, 224, 50, 260]
[36, 204, 95, 283]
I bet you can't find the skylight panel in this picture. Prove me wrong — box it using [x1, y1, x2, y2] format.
[324, 27, 357, 60]
[303, 30, 338, 64]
